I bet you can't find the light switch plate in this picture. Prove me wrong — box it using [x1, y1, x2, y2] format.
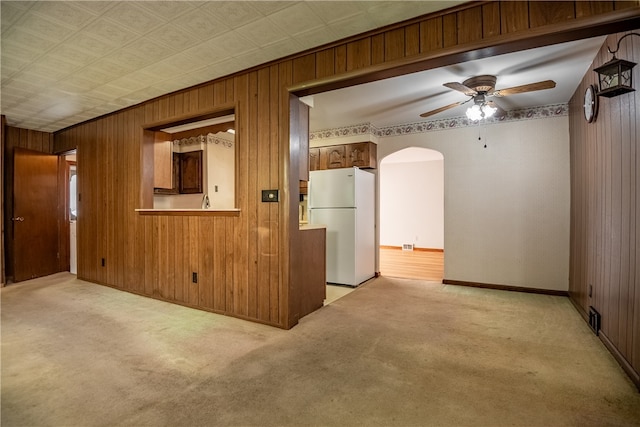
[262, 189, 279, 202]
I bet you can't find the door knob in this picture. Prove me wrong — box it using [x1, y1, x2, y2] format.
[11, 217, 24, 221]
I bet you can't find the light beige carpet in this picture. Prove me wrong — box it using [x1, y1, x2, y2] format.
[2, 272, 639, 426]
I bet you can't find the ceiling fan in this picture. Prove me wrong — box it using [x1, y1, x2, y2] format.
[419, 75, 556, 120]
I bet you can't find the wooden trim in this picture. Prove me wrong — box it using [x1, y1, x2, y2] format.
[288, 7, 640, 97]
[443, 279, 570, 296]
[135, 209, 240, 217]
[379, 245, 444, 253]
[142, 105, 236, 131]
[599, 331, 640, 391]
[0, 115, 4, 286]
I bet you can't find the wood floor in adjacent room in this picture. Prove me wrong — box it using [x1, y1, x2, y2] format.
[379, 246, 443, 281]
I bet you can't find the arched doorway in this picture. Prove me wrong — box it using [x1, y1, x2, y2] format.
[379, 147, 444, 281]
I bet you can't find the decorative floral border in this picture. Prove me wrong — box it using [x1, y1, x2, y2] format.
[173, 132, 234, 148]
[310, 103, 568, 141]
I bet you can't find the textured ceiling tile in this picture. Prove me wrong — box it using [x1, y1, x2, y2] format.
[267, 3, 323, 36]
[89, 17, 139, 47]
[3, 27, 58, 54]
[65, 32, 118, 57]
[103, 49, 157, 71]
[328, 13, 380, 40]
[181, 40, 232, 63]
[306, 1, 363, 24]
[146, 25, 202, 52]
[74, 1, 116, 15]
[31, 1, 98, 30]
[103, 2, 168, 36]
[47, 45, 101, 67]
[199, 1, 262, 28]
[89, 84, 134, 100]
[249, 1, 294, 16]
[235, 17, 288, 47]
[18, 13, 76, 42]
[136, 1, 200, 21]
[87, 58, 137, 78]
[31, 57, 83, 78]
[172, 8, 231, 41]
[155, 50, 214, 72]
[294, 26, 339, 50]
[122, 37, 175, 63]
[209, 31, 258, 57]
[0, 1, 31, 31]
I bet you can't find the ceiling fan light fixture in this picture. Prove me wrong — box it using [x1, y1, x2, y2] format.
[466, 103, 497, 121]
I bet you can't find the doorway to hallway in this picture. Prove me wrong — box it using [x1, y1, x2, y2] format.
[378, 147, 444, 282]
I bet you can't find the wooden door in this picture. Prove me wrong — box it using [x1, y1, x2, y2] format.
[12, 148, 60, 282]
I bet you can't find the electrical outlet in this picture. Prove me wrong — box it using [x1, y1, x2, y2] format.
[101, 258, 105, 267]
[589, 284, 592, 297]
[192, 272, 198, 283]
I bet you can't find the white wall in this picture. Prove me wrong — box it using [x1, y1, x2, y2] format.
[380, 158, 444, 248]
[378, 116, 570, 291]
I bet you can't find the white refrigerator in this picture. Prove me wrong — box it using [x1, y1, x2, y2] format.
[308, 167, 375, 287]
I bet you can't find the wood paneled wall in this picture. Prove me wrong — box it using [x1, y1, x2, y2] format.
[52, 1, 639, 328]
[3, 126, 54, 280]
[569, 30, 640, 388]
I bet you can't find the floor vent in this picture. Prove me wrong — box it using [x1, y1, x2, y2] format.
[402, 244, 414, 251]
[588, 306, 601, 335]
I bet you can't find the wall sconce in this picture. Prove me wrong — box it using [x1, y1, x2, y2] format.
[593, 32, 639, 98]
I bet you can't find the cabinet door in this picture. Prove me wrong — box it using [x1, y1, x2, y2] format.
[153, 132, 173, 189]
[346, 142, 377, 168]
[179, 150, 203, 194]
[309, 148, 320, 171]
[320, 145, 346, 169]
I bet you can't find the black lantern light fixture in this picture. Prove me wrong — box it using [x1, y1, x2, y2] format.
[593, 32, 639, 98]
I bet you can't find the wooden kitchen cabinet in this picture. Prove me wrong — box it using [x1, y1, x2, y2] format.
[346, 142, 377, 169]
[311, 142, 377, 171]
[179, 150, 203, 194]
[153, 131, 173, 189]
[154, 150, 203, 195]
[309, 147, 320, 171]
[320, 145, 346, 169]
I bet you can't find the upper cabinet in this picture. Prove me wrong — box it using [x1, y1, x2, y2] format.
[311, 142, 377, 171]
[153, 131, 173, 189]
[179, 150, 203, 194]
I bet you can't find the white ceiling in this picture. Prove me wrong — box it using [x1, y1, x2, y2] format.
[0, 0, 467, 133]
[306, 36, 606, 131]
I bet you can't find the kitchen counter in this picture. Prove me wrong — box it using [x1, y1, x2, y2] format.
[299, 223, 325, 230]
[136, 208, 240, 216]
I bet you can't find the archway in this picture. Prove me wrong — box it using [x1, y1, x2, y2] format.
[379, 147, 444, 281]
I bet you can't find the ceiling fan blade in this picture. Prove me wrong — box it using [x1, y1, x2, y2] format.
[493, 80, 556, 97]
[443, 82, 476, 96]
[419, 101, 463, 118]
[487, 101, 506, 118]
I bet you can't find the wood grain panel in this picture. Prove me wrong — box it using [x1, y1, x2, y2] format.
[405, 23, 421, 57]
[569, 31, 640, 388]
[315, 49, 335, 78]
[482, 2, 501, 38]
[384, 28, 405, 61]
[457, 6, 483, 44]
[529, 1, 576, 28]
[371, 34, 385, 64]
[576, 1, 615, 17]
[292, 53, 316, 84]
[442, 14, 457, 48]
[334, 45, 347, 74]
[346, 38, 371, 71]
[421, 17, 443, 52]
[500, 1, 530, 34]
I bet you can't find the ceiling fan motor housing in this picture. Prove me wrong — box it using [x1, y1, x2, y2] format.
[463, 75, 497, 93]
